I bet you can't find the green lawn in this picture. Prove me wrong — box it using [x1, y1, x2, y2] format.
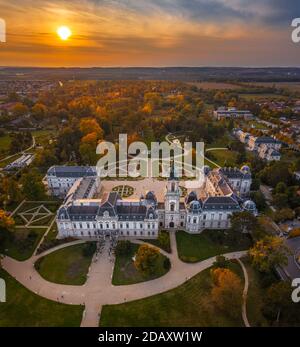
[176, 230, 252, 263]
[142, 231, 171, 253]
[1, 228, 47, 261]
[207, 149, 238, 167]
[244, 259, 270, 327]
[35, 243, 96, 285]
[101, 262, 243, 327]
[0, 133, 12, 157]
[112, 243, 170, 285]
[0, 269, 83, 327]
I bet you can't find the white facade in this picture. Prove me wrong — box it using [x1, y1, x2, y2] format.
[53, 165, 256, 240]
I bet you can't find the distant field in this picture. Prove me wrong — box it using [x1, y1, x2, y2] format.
[238, 93, 287, 101]
[187, 82, 241, 90]
[242, 82, 300, 92]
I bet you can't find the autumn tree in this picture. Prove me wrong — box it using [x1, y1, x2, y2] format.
[12, 103, 29, 117]
[262, 281, 300, 324]
[249, 236, 291, 273]
[31, 103, 47, 120]
[0, 177, 22, 208]
[20, 169, 46, 201]
[134, 244, 160, 275]
[210, 267, 242, 318]
[0, 209, 15, 247]
[227, 211, 259, 245]
[79, 118, 103, 139]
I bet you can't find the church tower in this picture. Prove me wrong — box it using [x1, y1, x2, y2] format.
[164, 165, 181, 229]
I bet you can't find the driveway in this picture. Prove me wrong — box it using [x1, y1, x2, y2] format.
[2, 232, 247, 327]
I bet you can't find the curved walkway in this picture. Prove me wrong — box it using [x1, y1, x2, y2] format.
[2, 232, 247, 327]
[237, 258, 250, 327]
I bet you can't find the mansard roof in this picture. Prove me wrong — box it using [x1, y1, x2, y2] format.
[63, 205, 99, 221]
[219, 167, 251, 180]
[202, 196, 241, 211]
[47, 165, 97, 178]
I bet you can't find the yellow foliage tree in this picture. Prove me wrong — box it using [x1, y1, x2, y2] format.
[210, 267, 242, 318]
[249, 236, 290, 272]
[134, 244, 160, 275]
[79, 118, 103, 140]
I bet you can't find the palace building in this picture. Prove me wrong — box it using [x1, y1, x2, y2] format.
[47, 164, 257, 240]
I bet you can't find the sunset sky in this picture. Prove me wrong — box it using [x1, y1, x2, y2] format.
[0, 0, 299, 67]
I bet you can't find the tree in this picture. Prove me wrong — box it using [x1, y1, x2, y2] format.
[213, 255, 229, 269]
[134, 244, 160, 275]
[20, 169, 46, 201]
[0, 209, 15, 230]
[12, 103, 29, 117]
[229, 211, 259, 236]
[259, 162, 292, 188]
[262, 281, 300, 324]
[274, 182, 287, 195]
[0, 209, 15, 246]
[210, 268, 242, 319]
[31, 103, 47, 120]
[0, 177, 22, 207]
[272, 193, 289, 209]
[79, 118, 103, 139]
[273, 208, 295, 223]
[251, 191, 266, 210]
[249, 236, 291, 272]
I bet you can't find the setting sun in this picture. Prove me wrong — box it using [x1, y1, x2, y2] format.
[57, 26, 72, 41]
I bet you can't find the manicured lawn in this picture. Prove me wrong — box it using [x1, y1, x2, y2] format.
[101, 262, 243, 327]
[207, 149, 238, 167]
[1, 228, 47, 261]
[0, 133, 12, 157]
[0, 269, 83, 327]
[176, 230, 252, 263]
[35, 243, 96, 285]
[112, 243, 170, 285]
[243, 259, 270, 327]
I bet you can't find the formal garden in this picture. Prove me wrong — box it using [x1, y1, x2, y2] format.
[112, 241, 171, 285]
[112, 185, 134, 198]
[0, 269, 83, 327]
[34, 243, 96, 285]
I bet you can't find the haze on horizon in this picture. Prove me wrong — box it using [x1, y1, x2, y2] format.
[0, 0, 299, 67]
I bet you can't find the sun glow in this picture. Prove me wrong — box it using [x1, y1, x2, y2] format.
[57, 26, 72, 41]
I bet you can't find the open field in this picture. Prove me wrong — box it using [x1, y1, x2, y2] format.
[238, 93, 287, 101]
[187, 82, 242, 90]
[0, 269, 83, 327]
[101, 263, 243, 327]
[242, 82, 300, 92]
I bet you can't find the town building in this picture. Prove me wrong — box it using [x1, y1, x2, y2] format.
[213, 107, 254, 120]
[4, 153, 35, 171]
[257, 144, 281, 161]
[247, 136, 282, 152]
[46, 166, 98, 197]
